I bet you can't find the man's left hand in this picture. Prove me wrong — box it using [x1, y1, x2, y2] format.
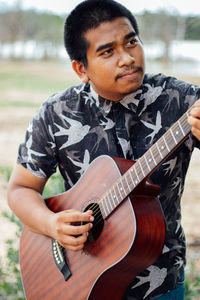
[188, 99, 200, 141]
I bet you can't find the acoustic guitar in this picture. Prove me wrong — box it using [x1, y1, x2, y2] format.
[19, 104, 193, 300]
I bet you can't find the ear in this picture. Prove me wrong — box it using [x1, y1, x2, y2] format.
[72, 60, 89, 83]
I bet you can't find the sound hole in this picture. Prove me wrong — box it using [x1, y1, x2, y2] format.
[83, 202, 104, 243]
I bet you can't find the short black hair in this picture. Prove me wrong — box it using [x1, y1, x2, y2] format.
[64, 0, 139, 67]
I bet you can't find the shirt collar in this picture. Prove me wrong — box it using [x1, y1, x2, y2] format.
[90, 84, 141, 115]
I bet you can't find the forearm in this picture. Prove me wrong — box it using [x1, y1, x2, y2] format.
[7, 164, 93, 251]
[8, 185, 54, 237]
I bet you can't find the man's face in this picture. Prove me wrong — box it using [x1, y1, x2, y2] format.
[83, 17, 145, 101]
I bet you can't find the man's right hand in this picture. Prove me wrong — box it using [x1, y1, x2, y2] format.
[50, 209, 94, 251]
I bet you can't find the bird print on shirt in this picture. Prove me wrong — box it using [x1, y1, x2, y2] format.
[68, 149, 90, 176]
[163, 89, 180, 111]
[100, 117, 115, 130]
[141, 111, 162, 144]
[54, 116, 90, 150]
[163, 157, 177, 175]
[131, 266, 167, 298]
[139, 83, 164, 115]
[26, 136, 46, 163]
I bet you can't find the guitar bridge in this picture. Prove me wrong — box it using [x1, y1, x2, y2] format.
[52, 238, 71, 281]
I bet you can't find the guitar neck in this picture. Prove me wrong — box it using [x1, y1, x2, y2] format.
[100, 104, 194, 219]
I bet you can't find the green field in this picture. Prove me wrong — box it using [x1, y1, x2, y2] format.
[0, 60, 80, 108]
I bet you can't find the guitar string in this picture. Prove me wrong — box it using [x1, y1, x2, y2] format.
[90, 146, 191, 229]
[88, 113, 192, 226]
[86, 108, 193, 228]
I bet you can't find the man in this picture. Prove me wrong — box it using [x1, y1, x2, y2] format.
[7, 0, 200, 299]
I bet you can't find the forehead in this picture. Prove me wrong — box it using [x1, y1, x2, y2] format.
[84, 17, 135, 50]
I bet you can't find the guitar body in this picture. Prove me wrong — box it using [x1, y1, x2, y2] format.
[20, 155, 165, 300]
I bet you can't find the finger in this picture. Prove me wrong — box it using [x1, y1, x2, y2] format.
[59, 210, 94, 223]
[61, 232, 88, 250]
[190, 107, 200, 118]
[188, 116, 200, 129]
[194, 99, 200, 107]
[191, 126, 200, 140]
[63, 222, 93, 236]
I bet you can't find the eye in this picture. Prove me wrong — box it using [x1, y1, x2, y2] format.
[127, 39, 138, 47]
[100, 48, 113, 56]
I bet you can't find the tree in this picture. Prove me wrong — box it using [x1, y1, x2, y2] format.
[138, 10, 179, 63]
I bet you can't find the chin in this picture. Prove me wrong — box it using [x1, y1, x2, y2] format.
[122, 86, 140, 97]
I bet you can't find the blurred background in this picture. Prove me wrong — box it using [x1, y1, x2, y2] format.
[0, 0, 200, 299]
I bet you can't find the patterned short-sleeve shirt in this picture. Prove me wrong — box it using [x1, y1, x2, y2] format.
[18, 73, 200, 299]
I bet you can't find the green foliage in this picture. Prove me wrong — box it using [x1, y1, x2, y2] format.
[43, 171, 65, 198]
[0, 8, 65, 45]
[0, 167, 64, 299]
[0, 7, 199, 61]
[185, 260, 200, 299]
[0, 166, 12, 183]
[0, 68, 68, 94]
[185, 17, 200, 40]
[0, 213, 25, 300]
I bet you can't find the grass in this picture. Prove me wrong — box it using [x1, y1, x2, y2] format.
[0, 59, 80, 108]
[0, 60, 79, 91]
[0, 70, 66, 93]
[0, 167, 64, 300]
[0, 100, 39, 108]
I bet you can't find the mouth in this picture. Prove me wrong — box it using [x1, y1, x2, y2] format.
[115, 66, 143, 81]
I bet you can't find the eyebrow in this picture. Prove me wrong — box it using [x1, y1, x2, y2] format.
[96, 31, 137, 53]
[124, 31, 136, 40]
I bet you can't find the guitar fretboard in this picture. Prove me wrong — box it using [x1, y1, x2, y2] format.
[99, 105, 193, 219]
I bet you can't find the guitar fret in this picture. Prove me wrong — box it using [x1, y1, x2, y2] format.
[170, 128, 178, 144]
[144, 153, 151, 172]
[182, 122, 191, 134]
[134, 165, 140, 182]
[180, 115, 191, 135]
[118, 180, 126, 198]
[102, 197, 109, 216]
[164, 131, 175, 151]
[149, 148, 157, 165]
[113, 185, 120, 204]
[105, 194, 112, 213]
[142, 156, 149, 178]
[156, 142, 163, 159]
[99, 201, 106, 219]
[101, 105, 194, 219]
[109, 191, 116, 209]
[158, 138, 169, 157]
[124, 173, 132, 193]
[116, 182, 123, 200]
[128, 168, 136, 188]
[145, 150, 155, 170]
[130, 167, 139, 185]
[121, 177, 130, 195]
[138, 159, 146, 177]
[178, 120, 185, 136]
[162, 135, 170, 152]
[111, 189, 118, 207]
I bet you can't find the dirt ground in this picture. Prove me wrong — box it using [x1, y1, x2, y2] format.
[0, 103, 200, 273]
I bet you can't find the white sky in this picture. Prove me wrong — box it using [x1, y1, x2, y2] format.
[2, 0, 200, 15]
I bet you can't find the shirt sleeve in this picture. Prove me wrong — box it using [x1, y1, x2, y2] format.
[17, 101, 58, 179]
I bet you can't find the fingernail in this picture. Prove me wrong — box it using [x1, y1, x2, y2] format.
[90, 216, 94, 222]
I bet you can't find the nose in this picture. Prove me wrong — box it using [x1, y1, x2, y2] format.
[117, 49, 135, 67]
